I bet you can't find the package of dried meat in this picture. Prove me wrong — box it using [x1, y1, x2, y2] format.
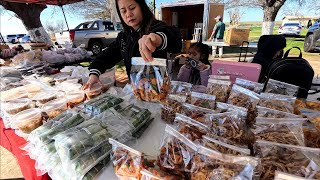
[265, 79, 299, 97]
[140, 169, 180, 180]
[189, 92, 216, 110]
[257, 106, 301, 118]
[209, 75, 230, 81]
[303, 123, 320, 148]
[253, 117, 307, 145]
[258, 93, 296, 113]
[158, 125, 198, 177]
[191, 145, 261, 180]
[215, 102, 248, 118]
[190, 85, 207, 94]
[130, 57, 170, 102]
[170, 81, 192, 96]
[255, 140, 320, 179]
[205, 111, 247, 146]
[228, 84, 260, 110]
[303, 111, 320, 132]
[109, 138, 143, 180]
[160, 94, 186, 123]
[173, 113, 211, 141]
[206, 79, 231, 102]
[201, 135, 250, 156]
[235, 78, 264, 94]
[180, 103, 216, 126]
[274, 171, 314, 180]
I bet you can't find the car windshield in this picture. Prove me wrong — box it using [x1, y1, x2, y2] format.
[284, 23, 300, 26]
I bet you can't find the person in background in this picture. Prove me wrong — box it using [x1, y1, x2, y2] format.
[83, 0, 182, 89]
[251, 35, 286, 83]
[307, 20, 312, 29]
[177, 43, 211, 86]
[208, 15, 225, 58]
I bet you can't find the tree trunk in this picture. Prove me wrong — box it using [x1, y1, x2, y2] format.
[0, 2, 53, 45]
[262, 0, 286, 35]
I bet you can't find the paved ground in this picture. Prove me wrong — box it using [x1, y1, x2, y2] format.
[0, 146, 23, 179]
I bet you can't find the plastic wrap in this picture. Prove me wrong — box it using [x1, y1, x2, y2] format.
[209, 75, 230, 81]
[191, 146, 260, 180]
[82, 155, 110, 180]
[109, 138, 143, 180]
[158, 125, 198, 177]
[206, 79, 231, 102]
[255, 140, 320, 179]
[303, 123, 320, 148]
[201, 135, 250, 156]
[173, 113, 211, 141]
[257, 106, 301, 118]
[160, 94, 186, 123]
[274, 171, 314, 180]
[265, 79, 299, 97]
[130, 58, 170, 102]
[253, 117, 307, 145]
[170, 81, 192, 96]
[215, 102, 248, 118]
[228, 84, 260, 110]
[188, 92, 216, 110]
[83, 93, 123, 116]
[235, 78, 264, 94]
[42, 98, 67, 119]
[11, 108, 42, 133]
[180, 103, 216, 125]
[1, 98, 31, 115]
[32, 90, 58, 105]
[140, 169, 180, 180]
[303, 111, 320, 132]
[258, 93, 296, 113]
[66, 90, 85, 107]
[84, 83, 102, 100]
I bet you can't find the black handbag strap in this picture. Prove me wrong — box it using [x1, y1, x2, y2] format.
[283, 47, 302, 59]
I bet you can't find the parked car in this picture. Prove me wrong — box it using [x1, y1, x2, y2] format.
[55, 20, 123, 55]
[304, 18, 320, 52]
[18, 35, 32, 43]
[5, 34, 26, 43]
[278, 22, 302, 36]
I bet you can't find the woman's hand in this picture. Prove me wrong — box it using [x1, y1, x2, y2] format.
[82, 74, 101, 90]
[138, 33, 162, 62]
[197, 63, 209, 71]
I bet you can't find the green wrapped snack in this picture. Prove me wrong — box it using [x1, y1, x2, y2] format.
[85, 95, 114, 113]
[93, 98, 124, 115]
[82, 155, 110, 180]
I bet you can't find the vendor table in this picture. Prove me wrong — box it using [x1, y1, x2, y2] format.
[0, 118, 51, 180]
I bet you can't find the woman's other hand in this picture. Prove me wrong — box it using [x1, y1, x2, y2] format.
[138, 33, 162, 62]
[184, 60, 191, 69]
[82, 74, 101, 90]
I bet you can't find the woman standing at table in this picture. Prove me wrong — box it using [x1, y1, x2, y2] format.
[83, 0, 182, 89]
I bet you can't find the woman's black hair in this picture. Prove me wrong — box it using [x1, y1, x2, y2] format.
[190, 42, 210, 66]
[115, 0, 154, 35]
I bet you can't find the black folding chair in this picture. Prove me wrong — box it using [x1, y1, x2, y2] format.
[238, 41, 249, 62]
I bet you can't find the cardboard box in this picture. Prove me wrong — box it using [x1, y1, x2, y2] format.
[224, 27, 250, 46]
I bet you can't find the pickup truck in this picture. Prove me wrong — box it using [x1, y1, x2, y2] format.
[55, 20, 123, 55]
[304, 18, 320, 52]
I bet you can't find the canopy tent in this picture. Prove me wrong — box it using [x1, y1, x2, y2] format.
[3, 0, 84, 30]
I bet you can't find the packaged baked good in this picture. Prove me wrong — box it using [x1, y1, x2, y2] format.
[180, 103, 215, 125]
[11, 108, 43, 133]
[84, 83, 102, 100]
[66, 91, 85, 107]
[173, 113, 211, 141]
[160, 94, 186, 123]
[42, 98, 67, 119]
[258, 93, 296, 113]
[206, 79, 231, 102]
[252, 117, 307, 145]
[130, 57, 170, 102]
[109, 138, 143, 180]
[228, 84, 260, 110]
[158, 125, 198, 177]
[191, 145, 260, 180]
[235, 78, 264, 94]
[265, 79, 299, 97]
[170, 81, 192, 96]
[33, 91, 58, 104]
[257, 106, 301, 118]
[255, 140, 320, 179]
[0, 88, 28, 102]
[1, 98, 31, 115]
[188, 91, 216, 110]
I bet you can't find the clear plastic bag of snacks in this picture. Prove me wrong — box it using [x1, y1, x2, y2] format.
[303, 123, 320, 148]
[206, 79, 231, 102]
[140, 169, 180, 180]
[191, 145, 261, 180]
[265, 79, 299, 97]
[209, 75, 230, 81]
[180, 103, 215, 125]
[215, 102, 248, 118]
[109, 138, 143, 180]
[257, 105, 301, 118]
[255, 140, 320, 179]
[252, 117, 307, 145]
[170, 81, 192, 96]
[173, 113, 211, 141]
[274, 171, 315, 180]
[160, 94, 187, 123]
[130, 57, 170, 102]
[303, 111, 320, 132]
[158, 125, 198, 178]
[235, 78, 264, 94]
[258, 93, 296, 113]
[188, 92, 216, 110]
[228, 84, 260, 110]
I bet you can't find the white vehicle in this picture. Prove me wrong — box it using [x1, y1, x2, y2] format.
[278, 22, 302, 36]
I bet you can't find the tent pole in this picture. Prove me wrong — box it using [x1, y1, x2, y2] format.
[60, 5, 70, 31]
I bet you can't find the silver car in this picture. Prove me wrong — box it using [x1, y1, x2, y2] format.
[278, 22, 302, 36]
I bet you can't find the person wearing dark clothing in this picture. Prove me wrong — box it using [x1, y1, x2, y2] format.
[83, 0, 182, 89]
[251, 35, 286, 83]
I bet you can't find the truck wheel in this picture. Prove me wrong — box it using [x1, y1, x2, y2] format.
[304, 34, 314, 52]
[89, 41, 102, 55]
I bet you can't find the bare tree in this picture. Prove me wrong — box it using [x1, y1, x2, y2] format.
[45, 20, 66, 37]
[228, 8, 241, 25]
[0, 1, 52, 45]
[68, 0, 112, 20]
